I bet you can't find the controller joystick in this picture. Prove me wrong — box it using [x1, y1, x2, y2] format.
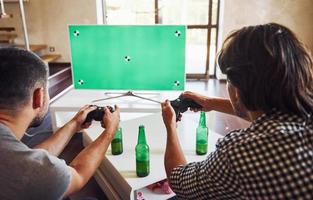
[84, 106, 114, 124]
[170, 95, 202, 121]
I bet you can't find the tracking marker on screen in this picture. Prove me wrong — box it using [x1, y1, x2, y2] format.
[73, 30, 80, 37]
[174, 80, 180, 87]
[174, 30, 181, 37]
[78, 79, 84, 85]
[124, 56, 131, 62]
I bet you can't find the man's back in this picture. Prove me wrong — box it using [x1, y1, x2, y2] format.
[0, 123, 71, 200]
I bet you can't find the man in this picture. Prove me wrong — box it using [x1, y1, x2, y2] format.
[0, 47, 120, 199]
[161, 23, 313, 199]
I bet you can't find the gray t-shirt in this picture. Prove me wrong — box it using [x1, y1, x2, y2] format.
[0, 123, 71, 200]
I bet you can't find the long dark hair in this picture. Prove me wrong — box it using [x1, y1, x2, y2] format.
[218, 23, 313, 117]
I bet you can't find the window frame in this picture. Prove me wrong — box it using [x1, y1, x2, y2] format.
[155, 0, 220, 79]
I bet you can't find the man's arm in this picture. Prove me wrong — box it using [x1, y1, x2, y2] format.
[161, 101, 187, 186]
[34, 105, 96, 156]
[63, 106, 120, 197]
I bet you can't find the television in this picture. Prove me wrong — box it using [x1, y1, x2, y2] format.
[68, 25, 186, 91]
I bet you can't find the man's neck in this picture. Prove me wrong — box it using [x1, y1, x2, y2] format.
[0, 110, 33, 140]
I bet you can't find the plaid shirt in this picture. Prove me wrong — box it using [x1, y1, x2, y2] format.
[170, 110, 313, 199]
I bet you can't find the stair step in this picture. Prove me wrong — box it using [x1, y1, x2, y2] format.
[0, 27, 15, 32]
[41, 54, 61, 63]
[17, 44, 48, 52]
[0, 13, 13, 19]
[0, 33, 17, 43]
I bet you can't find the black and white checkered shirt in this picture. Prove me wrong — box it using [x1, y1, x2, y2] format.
[170, 110, 313, 199]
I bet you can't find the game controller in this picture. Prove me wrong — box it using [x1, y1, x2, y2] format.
[84, 106, 114, 124]
[170, 95, 202, 121]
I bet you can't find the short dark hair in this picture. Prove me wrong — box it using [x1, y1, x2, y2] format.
[0, 47, 48, 109]
[218, 23, 313, 117]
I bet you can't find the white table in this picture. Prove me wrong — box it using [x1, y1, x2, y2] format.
[50, 89, 184, 131]
[50, 89, 225, 200]
[82, 112, 222, 200]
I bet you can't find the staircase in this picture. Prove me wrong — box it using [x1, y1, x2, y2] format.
[0, 3, 71, 101]
[0, 26, 61, 64]
[0, 27, 71, 101]
[0, 33, 17, 43]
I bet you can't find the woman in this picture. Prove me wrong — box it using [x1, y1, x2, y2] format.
[161, 23, 313, 199]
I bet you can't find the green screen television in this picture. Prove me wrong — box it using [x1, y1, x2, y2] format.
[68, 25, 186, 91]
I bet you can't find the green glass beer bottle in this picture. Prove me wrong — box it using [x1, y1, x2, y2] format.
[196, 111, 208, 155]
[111, 127, 123, 155]
[135, 125, 150, 177]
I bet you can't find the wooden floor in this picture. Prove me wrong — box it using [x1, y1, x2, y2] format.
[58, 79, 250, 199]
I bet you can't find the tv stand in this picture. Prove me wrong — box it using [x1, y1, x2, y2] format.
[92, 91, 162, 104]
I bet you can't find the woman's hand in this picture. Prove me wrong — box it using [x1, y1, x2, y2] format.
[182, 91, 215, 112]
[161, 100, 177, 130]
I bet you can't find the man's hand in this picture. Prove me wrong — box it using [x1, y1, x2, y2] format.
[70, 105, 97, 132]
[34, 105, 96, 156]
[64, 105, 120, 197]
[161, 100, 177, 130]
[100, 105, 120, 140]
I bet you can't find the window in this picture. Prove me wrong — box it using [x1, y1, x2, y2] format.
[105, 0, 220, 79]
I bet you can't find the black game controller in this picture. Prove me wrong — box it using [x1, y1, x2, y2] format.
[84, 106, 114, 124]
[170, 95, 202, 121]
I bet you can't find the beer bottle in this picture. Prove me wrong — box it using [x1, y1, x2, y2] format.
[135, 125, 150, 177]
[111, 127, 123, 155]
[196, 111, 208, 155]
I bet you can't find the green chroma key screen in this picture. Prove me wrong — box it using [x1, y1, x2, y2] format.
[69, 25, 186, 90]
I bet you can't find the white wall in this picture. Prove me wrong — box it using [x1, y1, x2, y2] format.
[0, 0, 97, 61]
[216, 0, 313, 79]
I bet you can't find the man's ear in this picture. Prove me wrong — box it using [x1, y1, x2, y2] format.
[32, 87, 44, 109]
